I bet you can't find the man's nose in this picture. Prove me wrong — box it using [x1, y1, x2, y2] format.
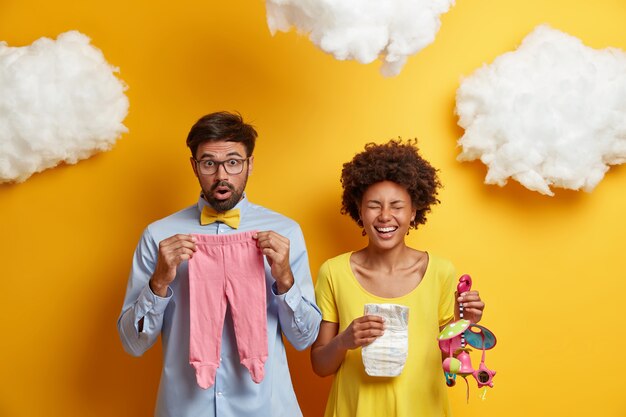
[214, 162, 229, 179]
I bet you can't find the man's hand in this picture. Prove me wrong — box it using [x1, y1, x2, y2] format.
[149, 234, 197, 297]
[253, 231, 294, 294]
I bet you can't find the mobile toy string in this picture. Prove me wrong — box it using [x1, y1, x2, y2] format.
[437, 274, 497, 401]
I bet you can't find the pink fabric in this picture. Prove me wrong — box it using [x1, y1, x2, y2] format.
[188, 231, 267, 389]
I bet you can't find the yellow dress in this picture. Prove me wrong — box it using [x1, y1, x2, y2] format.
[315, 252, 456, 417]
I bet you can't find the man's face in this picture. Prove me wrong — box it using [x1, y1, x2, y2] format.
[191, 140, 253, 212]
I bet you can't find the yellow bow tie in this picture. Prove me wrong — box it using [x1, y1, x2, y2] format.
[200, 207, 241, 229]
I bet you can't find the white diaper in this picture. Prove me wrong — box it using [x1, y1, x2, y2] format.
[361, 303, 409, 377]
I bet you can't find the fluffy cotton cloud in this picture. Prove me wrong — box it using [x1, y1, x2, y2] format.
[266, 0, 455, 76]
[455, 25, 626, 196]
[0, 31, 129, 183]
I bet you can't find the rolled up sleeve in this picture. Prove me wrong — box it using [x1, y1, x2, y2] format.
[272, 227, 321, 350]
[117, 228, 172, 356]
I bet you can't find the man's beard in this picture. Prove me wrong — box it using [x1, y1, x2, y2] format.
[203, 179, 247, 212]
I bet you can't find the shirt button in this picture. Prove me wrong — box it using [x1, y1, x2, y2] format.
[217, 391, 223, 397]
[220, 357, 223, 362]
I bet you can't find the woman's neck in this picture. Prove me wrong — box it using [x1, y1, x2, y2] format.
[358, 243, 414, 273]
[351, 242, 427, 298]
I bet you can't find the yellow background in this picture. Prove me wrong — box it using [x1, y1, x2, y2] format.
[1, 0, 625, 416]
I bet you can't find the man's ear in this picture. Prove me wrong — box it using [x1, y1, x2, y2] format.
[248, 155, 254, 174]
[190, 157, 199, 178]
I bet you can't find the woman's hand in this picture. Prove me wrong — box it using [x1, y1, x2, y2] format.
[457, 290, 485, 323]
[311, 315, 385, 377]
[339, 315, 385, 349]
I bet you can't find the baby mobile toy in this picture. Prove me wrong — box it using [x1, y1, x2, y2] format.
[437, 274, 497, 401]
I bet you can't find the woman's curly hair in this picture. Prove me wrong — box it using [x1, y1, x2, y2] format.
[340, 138, 441, 230]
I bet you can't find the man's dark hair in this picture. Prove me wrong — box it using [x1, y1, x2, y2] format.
[186, 111, 258, 158]
[341, 138, 441, 230]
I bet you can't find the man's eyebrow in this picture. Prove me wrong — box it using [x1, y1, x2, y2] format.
[198, 151, 244, 159]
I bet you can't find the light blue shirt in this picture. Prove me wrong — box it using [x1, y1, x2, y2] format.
[117, 195, 322, 417]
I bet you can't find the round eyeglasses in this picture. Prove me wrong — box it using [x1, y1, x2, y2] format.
[194, 157, 249, 175]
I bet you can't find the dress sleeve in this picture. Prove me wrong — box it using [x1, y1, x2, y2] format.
[438, 259, 457, 327]
[117, 227, 172, 356]
[272, 225, 322, 351]
[314, 260, 339, 323]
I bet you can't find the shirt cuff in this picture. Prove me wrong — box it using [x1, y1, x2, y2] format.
[271, 281, 303, 312]
[135, 284, 172, 317]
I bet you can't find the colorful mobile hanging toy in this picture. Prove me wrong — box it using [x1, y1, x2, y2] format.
[437, 274, 497, 400]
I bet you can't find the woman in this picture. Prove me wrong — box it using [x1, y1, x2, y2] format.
[311, 139, 485, 417]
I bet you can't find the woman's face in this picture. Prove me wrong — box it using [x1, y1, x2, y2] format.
[359, 180, 417, 250]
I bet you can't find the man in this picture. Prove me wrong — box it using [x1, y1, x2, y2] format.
[117, 111, 321, 417]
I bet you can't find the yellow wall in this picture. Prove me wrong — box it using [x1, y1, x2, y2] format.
[1, 1, 625, 416]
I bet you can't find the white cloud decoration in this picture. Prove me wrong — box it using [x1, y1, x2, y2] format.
[266, 0, 455, 77]
[0, 31, 129, 183]
[455, 25, 626, 196]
